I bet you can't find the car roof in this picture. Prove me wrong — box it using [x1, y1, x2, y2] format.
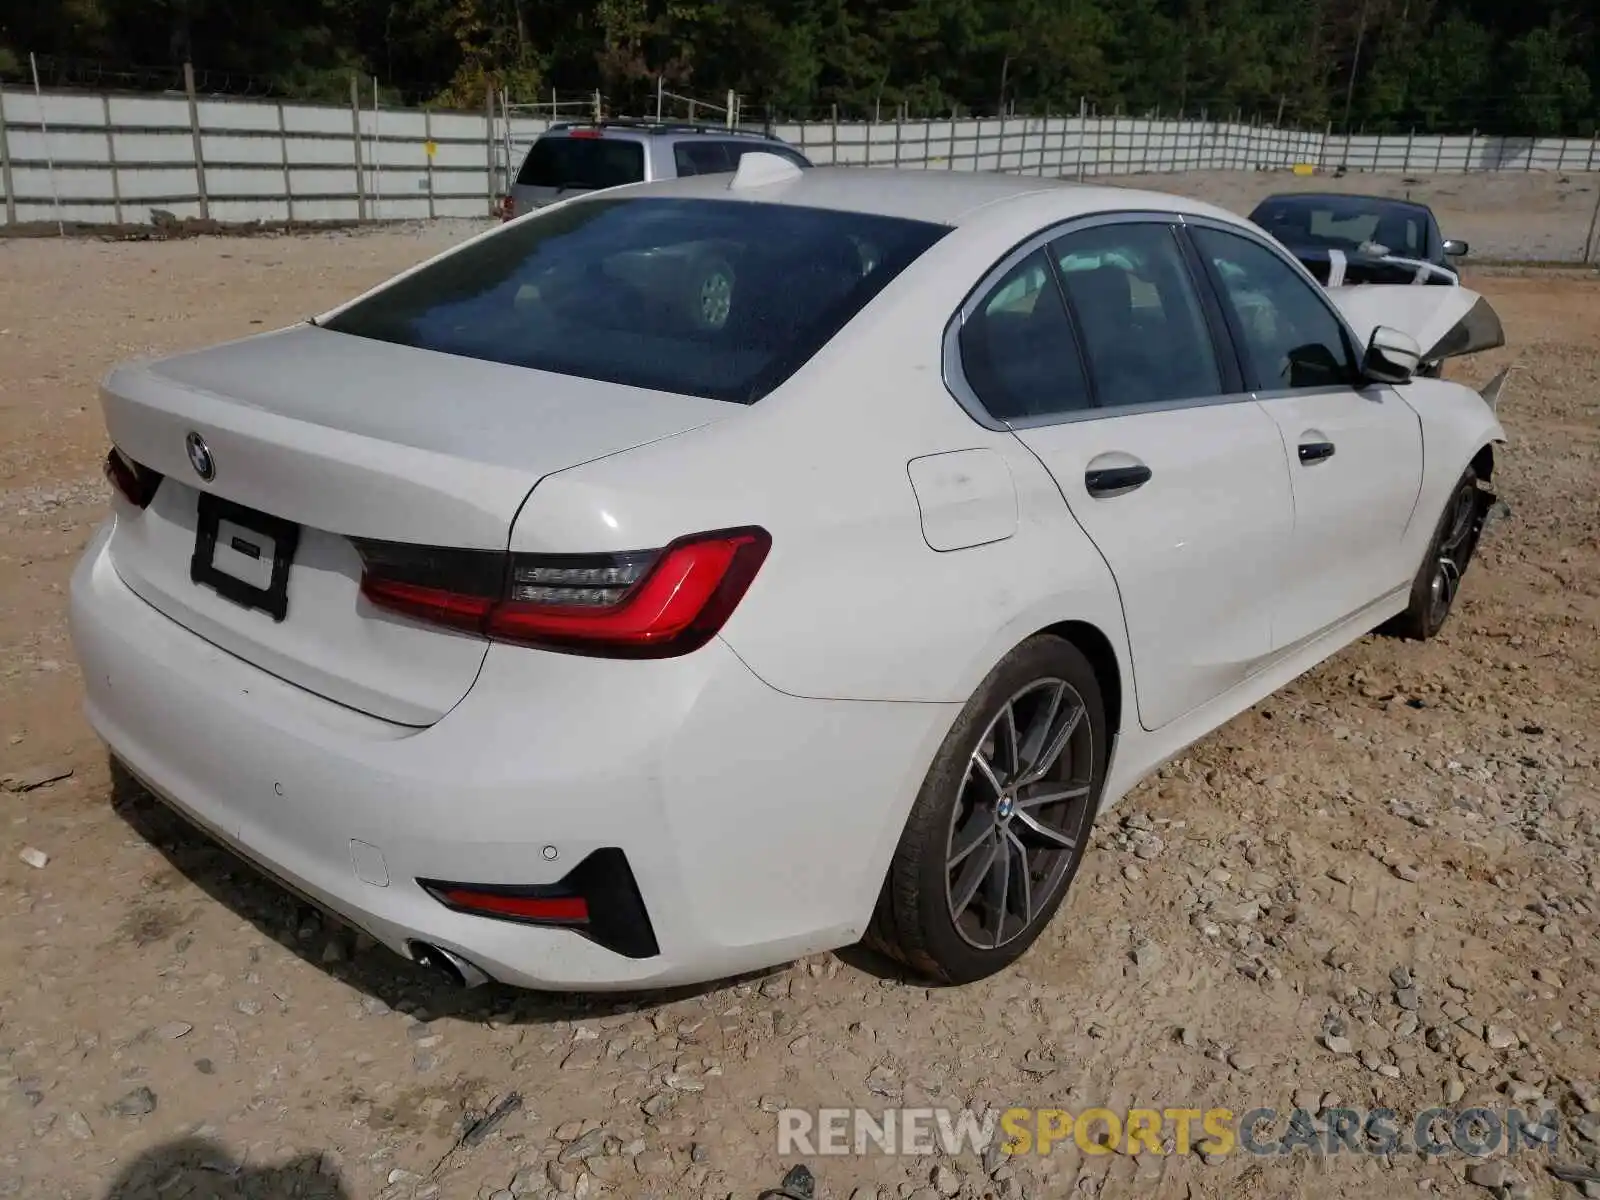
[600, 164, 1249, 229]
[1253, 191, 1434, 215]
[543, 121, 785, 142]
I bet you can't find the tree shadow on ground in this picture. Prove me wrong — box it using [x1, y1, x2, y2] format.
[100, 1137, 349, 1200]
[107, 759, 783, 1028]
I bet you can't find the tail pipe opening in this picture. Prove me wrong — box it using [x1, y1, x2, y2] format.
[408, 941, 491, 988]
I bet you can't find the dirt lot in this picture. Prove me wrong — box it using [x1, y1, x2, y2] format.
[1, 200, 1598, 1200]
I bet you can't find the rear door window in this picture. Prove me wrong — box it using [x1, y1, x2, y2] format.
[322, 197, 949, 404]
[1050, 223, 1223, 409]
[516, 136, 645, 190]
[675, 140, 809, 176]
[673, 142, 732, 177]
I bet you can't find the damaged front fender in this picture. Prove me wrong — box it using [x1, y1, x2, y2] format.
[1477, 365, 1511, 413]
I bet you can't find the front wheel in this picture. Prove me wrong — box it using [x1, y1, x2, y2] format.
[1386, 466, 1489, 640]
[866, 636, 1107, 984]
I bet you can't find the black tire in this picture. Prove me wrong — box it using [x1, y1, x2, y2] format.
[1385, 466, 1487, 641]
[867, 635, 1107, 984]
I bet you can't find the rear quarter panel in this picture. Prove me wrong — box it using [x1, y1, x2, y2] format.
[506, 218, 1135, 706]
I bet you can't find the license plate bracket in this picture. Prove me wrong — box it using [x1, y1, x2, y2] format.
[191, 493, 300, 622]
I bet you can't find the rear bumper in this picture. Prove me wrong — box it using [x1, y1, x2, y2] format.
[70, 519, 952, 990]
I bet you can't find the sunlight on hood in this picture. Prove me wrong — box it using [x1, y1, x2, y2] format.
[1327, 284, 1506, 362]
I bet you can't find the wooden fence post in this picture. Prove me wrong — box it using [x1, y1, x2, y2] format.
[183, 62, 210, 220]
[102, 93, 123, 225]
[1584, 182, 1600, 264]
[0, 86, 18, 226]
[350, 75, 368, 220]
[482, 83, 494, 216]
[423, 108, 435, 220]
[276, 100, 294, 224]
[372, 77, 383, 219]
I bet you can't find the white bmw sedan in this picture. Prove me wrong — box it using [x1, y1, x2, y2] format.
[71, 156, 1507, 991]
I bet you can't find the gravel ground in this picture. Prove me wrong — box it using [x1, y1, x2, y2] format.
[0, 187, 1598, 1200]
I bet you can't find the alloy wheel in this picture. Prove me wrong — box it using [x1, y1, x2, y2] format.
[1429, 483, 1479, 627]
[944, 678, 1095, 950]
[697, 266, 734, 329]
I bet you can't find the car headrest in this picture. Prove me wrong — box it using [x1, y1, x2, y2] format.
[1065, 265, 1132, 323]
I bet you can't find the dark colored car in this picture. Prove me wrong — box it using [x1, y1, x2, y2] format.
[1248, 193, 1469, 287]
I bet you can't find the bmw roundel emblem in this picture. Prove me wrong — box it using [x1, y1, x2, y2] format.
[185, 432, 215, 481]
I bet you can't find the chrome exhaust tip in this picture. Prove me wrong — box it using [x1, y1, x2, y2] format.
[408, 940, 490, 989]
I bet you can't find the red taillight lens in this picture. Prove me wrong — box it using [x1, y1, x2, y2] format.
[490, 530, 769, 653]
[103, 447, 163, 509]
[435, 888, 589, 923]
[568, 128, 603, 139]
[354, 527, 771, 659]
[498, 195, 515, 222]
[357, 578, 494, 632]
[419, 848, 660, 959]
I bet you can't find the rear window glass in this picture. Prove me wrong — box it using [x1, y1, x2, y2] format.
[516, 136, 644, 190]
[322, 198, 949, 404]
[674, 141, 811, 176]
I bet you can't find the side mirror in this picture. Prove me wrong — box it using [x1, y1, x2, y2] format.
[1363, 325, 1422, 384]
[1443, 238, 1469, 257]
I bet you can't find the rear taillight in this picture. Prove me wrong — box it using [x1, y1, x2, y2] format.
[498, 195, 516, 222]
[103, 447, 163, 509]
[354, 527, 770, 658]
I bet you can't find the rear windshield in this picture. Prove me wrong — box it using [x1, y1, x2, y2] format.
[322, 197, 950, 404]
[516, 136, 645, 190]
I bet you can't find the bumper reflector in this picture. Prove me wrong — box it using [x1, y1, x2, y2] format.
[435, 890, 589, 923]
[418, 847, 659, 959]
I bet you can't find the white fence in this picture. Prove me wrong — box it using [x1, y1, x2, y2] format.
[2, 84, 1599, 227]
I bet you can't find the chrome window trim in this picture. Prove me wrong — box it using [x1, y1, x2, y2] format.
[1251, 383, 1371, 404]
[942, 209, 1255, 432]
[1003, 389, 1262, 430]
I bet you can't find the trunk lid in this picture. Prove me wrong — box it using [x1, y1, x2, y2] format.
[101, 324, 729, 725]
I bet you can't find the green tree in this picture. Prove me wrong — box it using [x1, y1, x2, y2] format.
[1402, 10, 1493, 131]
[4, 0, 1599, 130]
[1504, 20, 1592, 133]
